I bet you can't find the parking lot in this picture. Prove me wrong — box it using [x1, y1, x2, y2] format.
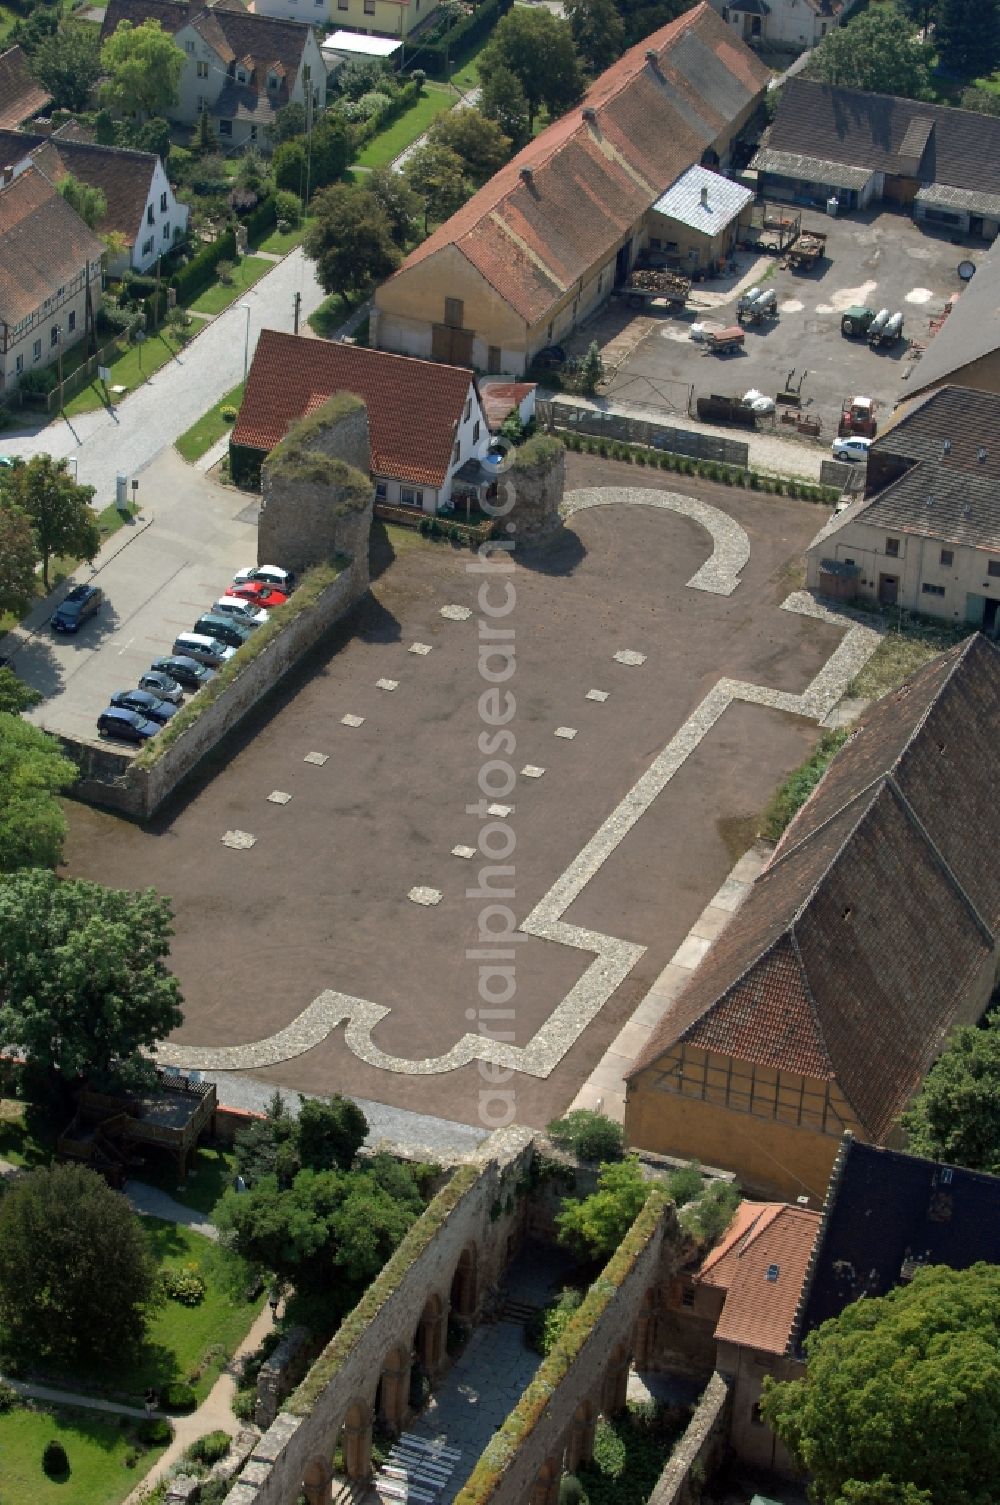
[0, 449, 260, 746]
[63, 461, 860, 1130]
[575, 207, 988, 444]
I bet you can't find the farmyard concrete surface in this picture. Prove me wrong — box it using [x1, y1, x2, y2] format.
[64, 466, 875, 1131]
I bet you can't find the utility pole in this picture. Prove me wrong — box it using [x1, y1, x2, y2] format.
[293, 290, 301, 335]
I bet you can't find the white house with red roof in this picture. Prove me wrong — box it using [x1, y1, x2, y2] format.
[371, 4, 770, 375]
[233, 329, 494, 514]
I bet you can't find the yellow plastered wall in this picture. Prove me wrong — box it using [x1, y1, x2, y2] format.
[374, 243, 531, 364]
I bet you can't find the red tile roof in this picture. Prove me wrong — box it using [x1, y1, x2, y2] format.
[234, 329, 476, 488]
[627, 635, 1000, 1142]
[0, 46, 49, 129]
[381, 4, 769, 327]
[0, 166, 104, 326]
[478, 379, 535, 432]
[703, 1201, 820, 1355]
[22, 135, 161, 247]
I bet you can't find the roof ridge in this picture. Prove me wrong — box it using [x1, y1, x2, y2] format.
[885, 635, 979, 782]
[786, 925, 836, 1079]
[767, 776, 883, 876]
[261, 327, 478, 382]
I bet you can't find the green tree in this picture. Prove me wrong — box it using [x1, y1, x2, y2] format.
[0, 715, 77, 872]
[31, 22, 101, 112]
[0, 869, 184, 1091]
[308, 113, 354, 193]
[272, 138, 307, 196]
[0, 668, 42, 716]
[234, 1090, 301, 1188]
[0, 501, 39, 619]
[900, 1011, 1000, 1172]
[0, 1164, 158, 1367]
[806, 6, 933, 99]
[577, 341, 604, 396]
[4, 453, 98, 589]
[193, 107, 217, 156]
[615, 0, 686, 48]
[479, 8, 585, 130]
[565, 0, 626, 73]
[546, 1109, 623, 1161]
[960, 84, 1000, 113]
[556, 1156, 649, 1261]
[100, 20, 185, 121]
[57, 173, 107, 231]
[836, 1483, 933, 1505]
[428, 107, 512, 185]
[403, 143, 467, 231]
[267, 101, 306, 145]
[9, 5, 58, 60]
[479, 64, 531, 151]
[761, 1264, 1000, 1505]
[936, 0, 1000, 77]
[304, 184, 400, 305]
[367, 166, 421, 247]
[297, 1094, 368, 1171]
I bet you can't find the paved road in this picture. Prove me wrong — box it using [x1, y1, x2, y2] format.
[1, 248, 326, 508]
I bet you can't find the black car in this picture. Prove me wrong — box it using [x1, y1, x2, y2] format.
[52, 583, 103, 634]
[110, 689, 177, 725]
[138, 669, 184, 704]
[532, 345, 568, 370]
[150, 655, 216, 691]
[97, 707, 158, 743]
[193, 613, 253, 651]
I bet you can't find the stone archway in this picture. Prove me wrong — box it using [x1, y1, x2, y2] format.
[634, 1286, 658, 1371]
[338, 1398, 372, 1481]
[415, 1292, 446, 1378]
[450, 1243, 479, 1320]
[565, 1399, 596, 1473]
[303, 1454, 334, 1505]
[530, 1455, 561, 1505]
[378, 1344, 411, 1434]
[602, 1342, 630, 1417]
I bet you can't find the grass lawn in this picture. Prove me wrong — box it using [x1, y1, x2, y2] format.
[0, 1403, 167, 1505]
[254, 216, 311, 255]
[847, 612, 966, 700]
[65, 331, 186, 416]
[45, 1219, 264, 1405]
[308, 293, 345, 338]
[139, 1143, 238, 1216]
[0, 1098, 56, 1168]
[449, 32, 492, 92]
[354, 84, 455, 168]
[175, 382, 245, 463]
[188, 256, 272, 316]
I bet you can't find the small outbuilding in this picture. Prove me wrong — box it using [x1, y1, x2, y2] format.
[646, 165, 754, 272]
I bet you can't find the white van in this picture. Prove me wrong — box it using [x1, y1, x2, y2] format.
[172, 632, 237, 668]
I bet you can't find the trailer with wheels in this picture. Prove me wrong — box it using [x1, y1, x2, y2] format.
[738, 287, 778, 325]
[703, 326, 745, 355]
[623, 268, 692, 310]
[787, 228, 827, 269]
[870, 310, 904, 347]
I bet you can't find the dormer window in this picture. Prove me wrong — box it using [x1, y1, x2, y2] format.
[235, 65, 249, 84]
[267, 71, 279, 90]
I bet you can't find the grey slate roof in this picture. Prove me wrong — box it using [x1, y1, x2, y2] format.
[914, 183, 1000, 218]
[905, 240, 1000, 397]
[765, 78, 1000, 202]
[652, 164, 753, 235]
[837, 385, 1000, 550]
[750, 147, 874, 191]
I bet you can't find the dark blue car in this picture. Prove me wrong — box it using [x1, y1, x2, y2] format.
[97, 707, 158, 743]
[52, 583, 103, 634]
[110, 689, 177, 725]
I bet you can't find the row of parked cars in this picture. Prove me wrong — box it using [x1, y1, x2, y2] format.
[95, 565, 296, 744]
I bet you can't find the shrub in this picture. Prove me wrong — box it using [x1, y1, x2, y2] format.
[0, 1380, 17, 1412]
[215, 259, 235, 285]
[591, 1418, 626, 1478]
[43, 1440, 69, 1476]
[160, 1380, 197, 1413]
[680, 1179, 741, 1243]
[273, 189, 302, 226]
[664, 1160, 703, 1208]
[138, 1417, 174, 1446]
[233, 1387, 256, 1421]
[220, 405, 238, 422]
[542, 1288, 583, 1354]
[560, 1474, 588, 1505]
[547, 1110, 624, 1162]
[185, 1430, 232, 1465]
[161, 1266, 207, 1306]
[18, 366, 58, 396]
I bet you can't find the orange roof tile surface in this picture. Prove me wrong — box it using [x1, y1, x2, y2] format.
[706, 1201, 820, 1355]
[383, 3, 769, 326]
[234, 329, 476, 488]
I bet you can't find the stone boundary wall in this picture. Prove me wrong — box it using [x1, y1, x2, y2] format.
[226, 1127, 535, 1505]
[62, 565, 365, 819]
[647, 1373, 731, 1505]
[456, 1190, 676, 1505]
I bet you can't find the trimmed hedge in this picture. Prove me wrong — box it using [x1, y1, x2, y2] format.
[245, 193, 278, 246]
[351, 77, 423, 151]
[288, 1164, 481, 1415]
[454, 1189, 669, 1505]
[407, 0, 514, 78]
[170, 228, 237, 306]
[557, 430, 839, 502]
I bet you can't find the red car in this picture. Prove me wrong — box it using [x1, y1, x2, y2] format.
[229, 581, 288, 609]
